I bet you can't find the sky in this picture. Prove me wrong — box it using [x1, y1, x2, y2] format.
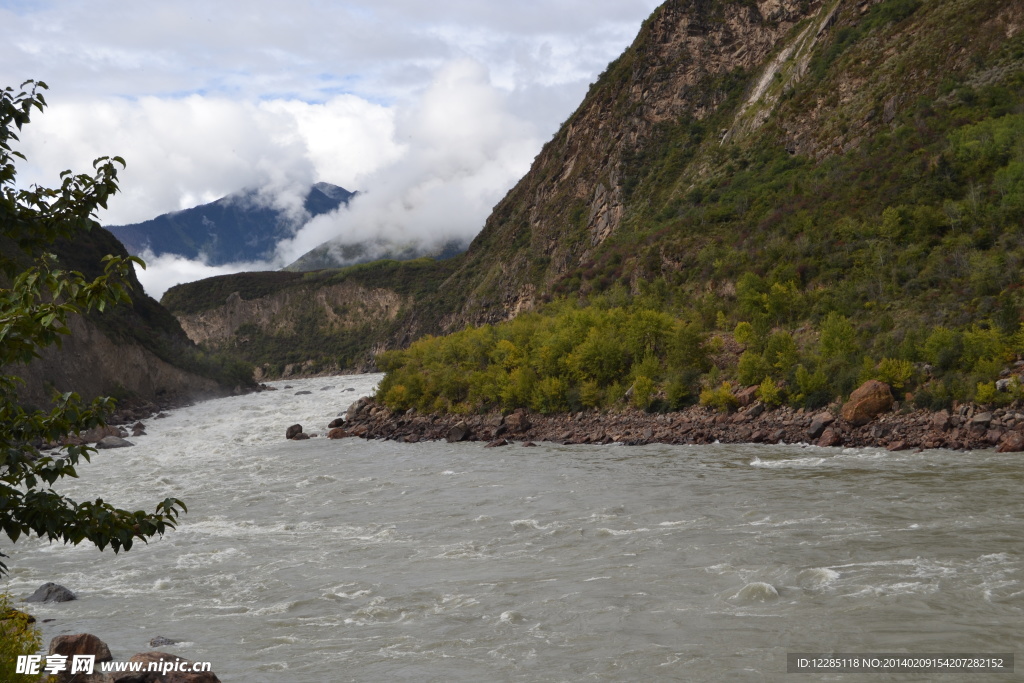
[1, 0, 662, 298]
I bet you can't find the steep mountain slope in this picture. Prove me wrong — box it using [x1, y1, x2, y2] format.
[283, 237, 466, 272]
[107, 182, 353, 264]
[5, 225, 253, 408]
[164, 0, 1024, 382]
[438, 0, 1024, 328]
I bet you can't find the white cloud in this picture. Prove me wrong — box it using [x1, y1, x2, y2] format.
[134, 250, 278, 302]
[274, 59, 540, 265]
[3, 0, 664, 296]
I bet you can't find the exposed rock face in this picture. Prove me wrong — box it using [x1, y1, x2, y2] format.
[841, 380, 894, 426]
[441, 0, 827, 327]
[25, 582, 77, 603]
[174, 282, 405, 348]
[6, 314, 223, 409]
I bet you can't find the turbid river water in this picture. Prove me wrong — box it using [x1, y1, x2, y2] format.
[4, 374, 1021, 681]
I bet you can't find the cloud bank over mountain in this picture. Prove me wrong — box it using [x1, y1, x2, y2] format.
[3, 0, 661, 298]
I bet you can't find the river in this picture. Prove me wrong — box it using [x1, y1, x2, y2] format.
[5, 374, 1022, 681]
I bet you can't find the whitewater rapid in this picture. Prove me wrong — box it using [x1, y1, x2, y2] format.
[4, 374, 1022, 681]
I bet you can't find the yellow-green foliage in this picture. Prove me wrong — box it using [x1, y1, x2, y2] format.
[874, 358, 915, 389]
[0, 592, 41, 682]
[975, 381, 998, 405]
[699, 382, 739, 412]
[757, 377, 783, 407]
[376, 302, 708, 414]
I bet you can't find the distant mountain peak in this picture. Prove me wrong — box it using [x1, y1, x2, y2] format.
[107, 182, 353, 266]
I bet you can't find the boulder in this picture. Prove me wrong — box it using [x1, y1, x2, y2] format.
[320, 385, 335, 391]
[49, 633, 113, 662]
[131, 423, 147, 437]
[78, 425, 121, 443]
[806, 412, 835, 439]
[25, 582, 77, 603]
[997, 431, 1024, 453]
[327, 418, 345, 429]
[446, 421, 470, 443]
[148, 636, 182, 648]
[294, 390, 312, 396]
[292, 432, 310, 441]
[96, 436, 134, 449]
[931, 410, 951, 431]
[840, 380, 894, 426]
[345, 397, 370, 421]
[971, 411, 993, 427]
[485, 439, 509, 448]
[327, 428, 348, 439]
[48, 633, 114, 683]
[817, 427, 841, 448]
[285, 424, 303, 439]
[118, 652, 221, 682]
[736, 385, 759, 407]
[504, 410, 530, 433]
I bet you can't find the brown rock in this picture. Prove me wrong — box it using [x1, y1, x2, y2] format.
[446, 421, 470, 443]
[485, 439, 509, 448]
[49, 633, 113, 662]
[841, 380, 894, 426]
[807, 412, 835, 439]
[47, 633, 114, 683]
[291, 432, 310, 441]
[505, 410, 530, 433]
[887, 440, 909, 451]
[997, 431, 1024, 453]
[986, 427, 1006, 445]
[285, 424, 303, 439]
[328, 417, 345, 429]
[931, 410, 951, 431]
[817, 427, 841, 448]
[327, 428, 349, 439]
[116, 651, 221, 682]
[736, 385, 759, 407]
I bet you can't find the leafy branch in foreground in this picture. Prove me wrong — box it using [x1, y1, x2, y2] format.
[0, 80, 186, 575]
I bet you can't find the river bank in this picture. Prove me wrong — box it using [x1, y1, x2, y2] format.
[337, 396, 1024, 452]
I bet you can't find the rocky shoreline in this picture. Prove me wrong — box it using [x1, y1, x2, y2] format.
[329, 389, 1024, 454]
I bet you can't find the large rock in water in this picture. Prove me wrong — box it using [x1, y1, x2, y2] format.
[117, 652, 222, 682]
[25, 582, 77, 603]
[841, 380, 894, 426]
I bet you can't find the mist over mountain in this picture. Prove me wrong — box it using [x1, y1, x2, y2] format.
[107, 182, 354, 266]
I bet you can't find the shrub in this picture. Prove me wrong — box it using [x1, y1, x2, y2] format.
[757, 376, 784, 407]
[0, 591, 41, 677]
[875, 358, 915, 389]
[700, 382, 739, 412]
[631, 376, 656, 410]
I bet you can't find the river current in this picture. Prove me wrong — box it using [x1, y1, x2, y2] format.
[5, 374, 1022, 681]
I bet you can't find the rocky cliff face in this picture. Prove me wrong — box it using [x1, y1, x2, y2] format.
[177, 281, 405, 348]
[442, 0, 832, 325]
[8, 314, 223, 408]
[5, 226, 242, 409]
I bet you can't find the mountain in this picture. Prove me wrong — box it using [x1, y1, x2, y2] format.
[107, 182, 354, 265]
[283, 237, 467, 272]
[5, 225, 253, 409]
[162, 0, 1024, 382]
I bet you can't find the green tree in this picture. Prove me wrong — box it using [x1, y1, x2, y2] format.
[0, 81, 185, 575]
